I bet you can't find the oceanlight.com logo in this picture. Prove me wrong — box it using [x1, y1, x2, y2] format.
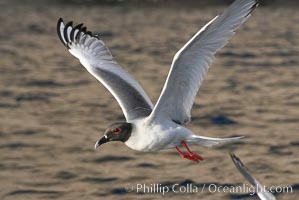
[124, 183, 293, 196]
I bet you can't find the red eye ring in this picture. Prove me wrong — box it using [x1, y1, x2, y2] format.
[113, 128, 121, 133]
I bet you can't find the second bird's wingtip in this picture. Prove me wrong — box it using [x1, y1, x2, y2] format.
[229, 152, 238, 160]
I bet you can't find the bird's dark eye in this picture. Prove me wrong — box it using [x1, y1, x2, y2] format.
[112, 128, 121, 133]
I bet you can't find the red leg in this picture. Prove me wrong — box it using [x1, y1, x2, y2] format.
[180, 141, 203, 160]
[175, 147, 196, 162]
[181, 141, 204, 161]
[180, 141, 193, 154]
[175, 141, 204, 162]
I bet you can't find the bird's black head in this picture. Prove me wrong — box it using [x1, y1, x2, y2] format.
[94, 122, 132, 149]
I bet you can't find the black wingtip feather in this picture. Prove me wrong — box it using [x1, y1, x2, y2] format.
[75, 26, 87, 42]
[57, 19, 102, 48]
[81, 27, 87, 33]
[57, 18, 67, 46]
[245, 0, 259, 18]
[230, 152, 238, 161]
[251, 1, 259, 11]
[230, 153, 247, 171]
[63, 21, 73, 45]
[86, 31, 93, 37]
[70, 23, 83, 42]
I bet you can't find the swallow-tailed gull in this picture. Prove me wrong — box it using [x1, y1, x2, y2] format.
[57, 0, 258, 162]
[230, 153, 276, 200]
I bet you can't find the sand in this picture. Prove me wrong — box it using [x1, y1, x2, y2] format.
[0, 1, 298, 199]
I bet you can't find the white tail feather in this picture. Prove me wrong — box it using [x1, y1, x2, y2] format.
[186, 135, 244, 147]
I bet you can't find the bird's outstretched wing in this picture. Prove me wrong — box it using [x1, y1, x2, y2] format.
[230, 153, 276, 200]
[149, 0, 258, 124]
[57, 18, 153, 121]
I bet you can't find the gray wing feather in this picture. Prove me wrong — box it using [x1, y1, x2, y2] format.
[57, 18, 153, 121]
[150, 0, 258, 124]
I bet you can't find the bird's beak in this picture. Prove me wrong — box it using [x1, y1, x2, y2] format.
[94, 135, 109, 149]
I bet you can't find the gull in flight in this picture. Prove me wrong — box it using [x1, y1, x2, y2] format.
[230, 153, 276, 200]
[57, 0, 258, 162]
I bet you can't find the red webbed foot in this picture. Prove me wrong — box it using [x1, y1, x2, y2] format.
[175, 141, 204, 163]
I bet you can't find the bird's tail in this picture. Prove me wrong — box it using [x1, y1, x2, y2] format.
[185, 135, 244, 147]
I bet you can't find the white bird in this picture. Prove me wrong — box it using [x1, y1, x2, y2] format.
[230, 153, 276, 200]
[57, 0, 258, 162]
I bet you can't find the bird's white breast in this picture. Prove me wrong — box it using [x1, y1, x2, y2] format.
[125, 118, 190, 152]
